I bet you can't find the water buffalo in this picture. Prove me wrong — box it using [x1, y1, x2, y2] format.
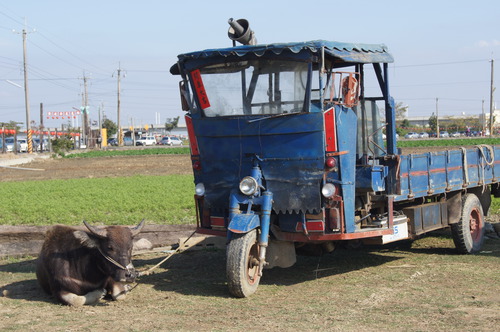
[36, 220, 145, 306]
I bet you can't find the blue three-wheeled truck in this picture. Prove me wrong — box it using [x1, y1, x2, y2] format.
[170, 19, 499, 297]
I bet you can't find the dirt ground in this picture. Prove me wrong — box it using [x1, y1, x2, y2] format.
[0, 153, 192, 182]
[1, 235, 499, 331]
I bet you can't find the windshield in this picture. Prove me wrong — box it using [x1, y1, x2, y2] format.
[194, 60, 310, 117]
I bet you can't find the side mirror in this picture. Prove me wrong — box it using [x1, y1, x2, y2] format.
[179, 81, 190, 111]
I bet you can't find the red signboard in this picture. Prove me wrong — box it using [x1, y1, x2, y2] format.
[191, 69, 211, 109]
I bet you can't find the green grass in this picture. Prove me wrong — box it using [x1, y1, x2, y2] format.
[0, 175, 195, 226]
[398, 137, 500, 148]
[64, 147, 190, 158]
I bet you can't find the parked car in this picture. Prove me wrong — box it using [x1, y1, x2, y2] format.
[418, 132, 429, 139]
[450, 132, 461, 137]
[32, 138, 40, 151]
[4, 137, 15, 152]
[136, 136, 156, 146]
[16, 139, 28, 152]
[123, 137, 134, 146]
[404, 132, 419, 139]
[439, 131, 450, 138]
[31, 138, 49, 151]
[107, 138, 118, 146]
[159, 136, 183, 146]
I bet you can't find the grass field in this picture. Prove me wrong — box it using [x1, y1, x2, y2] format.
[2, 140, 500, 226]
[0, 175, 195, 226]
[397, 137, 500, 148]
[65, 147, 190, 158]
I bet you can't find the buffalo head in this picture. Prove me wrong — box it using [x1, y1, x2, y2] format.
[73, 220, 145, 283]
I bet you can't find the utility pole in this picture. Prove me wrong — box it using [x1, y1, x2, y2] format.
[489, 59, 495, 136]
[98, 102, 103, 134]
[14, 20, 35, 153]
[40, 102, 44, 152]
[436, 98, 440, 138]
[482, 100, 485, 135]
[116, 63, 123, 146]
[84, 74, 89, 145]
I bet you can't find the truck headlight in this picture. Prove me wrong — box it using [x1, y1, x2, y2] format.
[321, 183, 337, 198]
[239, 176, 258, 196]
[195, 183, 205, 196]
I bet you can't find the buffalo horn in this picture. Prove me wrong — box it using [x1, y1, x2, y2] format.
[83, 220, 108, 238]
[130, 219, 146, 237]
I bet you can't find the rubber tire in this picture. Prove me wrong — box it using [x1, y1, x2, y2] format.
[226, 230, 261, 298]
[451, 193, 485, 254]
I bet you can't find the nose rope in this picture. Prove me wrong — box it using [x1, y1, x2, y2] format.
[96, 246, 131, 271]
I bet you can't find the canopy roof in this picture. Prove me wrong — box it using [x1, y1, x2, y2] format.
[171, 40, 393, 74]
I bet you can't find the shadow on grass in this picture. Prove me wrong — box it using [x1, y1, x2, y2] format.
[372, 230, 500, 258]
[1, 233, 497, 302]
[0, 258, 55, 304]
[134, 246, 404, 298]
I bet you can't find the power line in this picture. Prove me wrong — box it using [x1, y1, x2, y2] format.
[393, 59, 490, 68]
[28, 38, 88, 71]
[0, 8, 24, 27]
[36, 31, 110, 75]
[392, 80, 490, 88]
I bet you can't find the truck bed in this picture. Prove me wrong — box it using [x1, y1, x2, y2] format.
[394, 145, 499, 201]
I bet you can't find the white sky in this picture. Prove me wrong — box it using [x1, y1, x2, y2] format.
[0, 0, 499, 130]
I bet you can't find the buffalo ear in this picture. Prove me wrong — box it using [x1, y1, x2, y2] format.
[73, 230, 98, 248]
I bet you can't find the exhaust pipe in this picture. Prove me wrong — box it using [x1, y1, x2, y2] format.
[228, 18, 257, 46]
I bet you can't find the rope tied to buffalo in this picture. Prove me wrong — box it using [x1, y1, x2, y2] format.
[136, 229, 197, 277]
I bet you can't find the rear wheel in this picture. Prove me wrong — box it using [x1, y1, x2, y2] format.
[226, 229, 261, 298]
[451, 193, 485, 254]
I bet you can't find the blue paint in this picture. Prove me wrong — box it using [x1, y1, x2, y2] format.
[335, 106, 357, 233]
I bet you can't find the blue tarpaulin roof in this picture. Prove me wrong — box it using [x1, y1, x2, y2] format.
[173, 40, 393, 74]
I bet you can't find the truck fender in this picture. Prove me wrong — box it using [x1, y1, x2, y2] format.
[228, 213, 260, 234]
[447, 191, 462, 224]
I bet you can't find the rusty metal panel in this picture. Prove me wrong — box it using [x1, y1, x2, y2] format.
[403, 206, 423, 235]
[422, 202, 442, 231]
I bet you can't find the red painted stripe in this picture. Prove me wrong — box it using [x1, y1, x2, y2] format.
[185, 115, 199, 155]
[401, 164, 479, 178]
[324, 107, 337, 152]
[210, 216, 225, 227]
[295, 220, 325, 232]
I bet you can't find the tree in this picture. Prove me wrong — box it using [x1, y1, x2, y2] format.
[0, 120, 22, 132]
[165, 116, 180, 132]
[395, 102, 409, 121]
[102, 118, 118, 137]
[428, 113, 437, 132]
[51, 134, 74, 157]
[401, 119, 410, 129]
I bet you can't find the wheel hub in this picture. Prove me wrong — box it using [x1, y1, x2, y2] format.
[469, 207, 482, 241]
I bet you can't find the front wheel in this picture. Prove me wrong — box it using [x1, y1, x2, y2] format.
[451, 193, 485, 254]
[226, 229, 261, 298]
